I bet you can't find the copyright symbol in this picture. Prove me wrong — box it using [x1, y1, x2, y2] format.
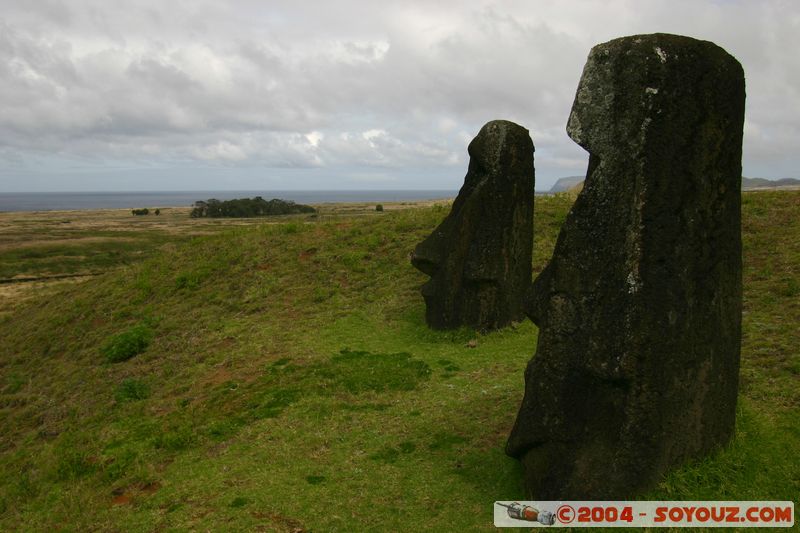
[557, 505, 575, 524]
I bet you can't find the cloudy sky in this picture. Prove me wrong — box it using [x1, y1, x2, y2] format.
[1, 0, 797, 192]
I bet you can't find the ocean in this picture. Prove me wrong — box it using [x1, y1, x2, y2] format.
[0, 190, 458, 212]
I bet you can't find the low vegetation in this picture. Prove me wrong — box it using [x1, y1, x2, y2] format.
[0, 192, 797, 531]
[133, 208, 161, 216]
[0, 206, 308, 317]
[101, 324, 154, 363]
[0, 208, 206, 282]
[190, 197, 316, 218]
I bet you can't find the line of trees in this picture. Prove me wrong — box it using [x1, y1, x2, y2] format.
[190, 197, 316, 218]
[132, 208, 160, 216]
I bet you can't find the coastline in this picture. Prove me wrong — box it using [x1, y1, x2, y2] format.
[0, 190, 459, 213]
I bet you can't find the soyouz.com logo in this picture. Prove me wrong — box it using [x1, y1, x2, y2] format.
[493, 501, 795, 527]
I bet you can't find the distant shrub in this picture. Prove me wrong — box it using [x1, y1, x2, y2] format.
[190, 197, 316, 218]
[229, 497, 250, 508]
[153, 426, 195, 451]
[280, 222, 300, 234]
[52, 435, 97, 481]
[207, 418, 245, 440]
[115, 378, 151, 402]
[3, 373, 26, 394]
[132, 208, 150, 216]
[174, 272, 199, 290]
[102, 448, 137, 482]
[312, 286, 333, 302]
[154, 208, 161, 215]
[101, 325, 153, 363]
[54, 448, 96, 481]
[781, 278, 800, 297]
[174, 267, 212, 290]
[375, 204, 384, 212]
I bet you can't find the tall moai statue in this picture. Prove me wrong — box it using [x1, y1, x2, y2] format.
[507, 34, 745, 499]
[411, 120, 535, 331]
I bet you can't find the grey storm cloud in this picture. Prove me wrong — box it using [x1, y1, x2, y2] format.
[0, 0, 798, 191]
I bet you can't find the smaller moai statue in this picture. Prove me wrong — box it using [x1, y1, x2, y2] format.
[411, 120, 535, 331]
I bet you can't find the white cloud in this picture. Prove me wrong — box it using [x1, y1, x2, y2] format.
[305, 131, 323, 147]
[0, 0, 798, 191]
[192, 141, 247, 161]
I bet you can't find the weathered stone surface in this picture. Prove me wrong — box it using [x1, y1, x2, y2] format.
[411, 120, 535, 330]
[507, 34, 745, 499]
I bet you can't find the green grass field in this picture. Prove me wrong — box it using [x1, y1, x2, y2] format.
[0, 192, 797, 531]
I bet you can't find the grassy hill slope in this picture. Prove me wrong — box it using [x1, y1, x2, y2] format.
[1, 192, 798, 531]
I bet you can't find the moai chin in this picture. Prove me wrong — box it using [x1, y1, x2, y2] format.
[507, 34, 745, 499]
[411, 120, 535, 331]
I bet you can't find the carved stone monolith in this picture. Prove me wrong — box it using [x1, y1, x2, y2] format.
[507, 34, 745, 499]
[411, 120, 534, 331]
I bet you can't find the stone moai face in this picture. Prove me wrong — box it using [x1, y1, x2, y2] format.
[507, 34, 745, 499]
[411, 120, 535, 331]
